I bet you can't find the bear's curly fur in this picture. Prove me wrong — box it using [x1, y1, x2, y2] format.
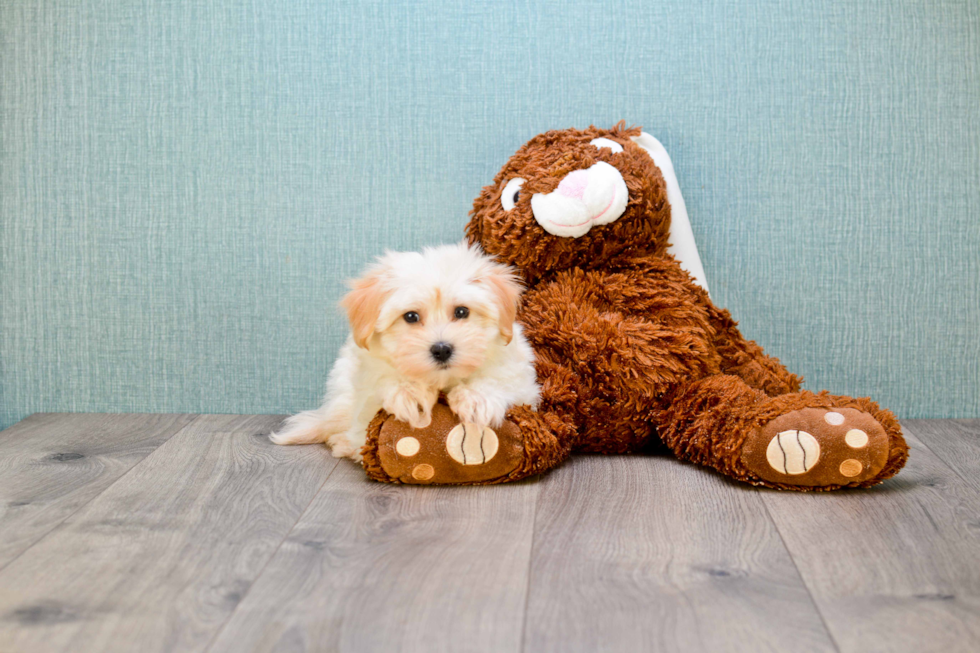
[363, 122, 908, 490]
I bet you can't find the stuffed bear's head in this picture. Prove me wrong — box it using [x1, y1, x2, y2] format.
[466, 122, 671, 282]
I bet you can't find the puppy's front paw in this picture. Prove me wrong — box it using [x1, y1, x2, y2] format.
[383, 385, 436, 429]
[448, 385, 504, 428]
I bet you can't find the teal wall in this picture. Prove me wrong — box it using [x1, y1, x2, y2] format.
[2, 0, 978, 429]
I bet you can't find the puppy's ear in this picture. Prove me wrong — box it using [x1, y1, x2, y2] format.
[340, 270, 389, 349]
[479, 263, 523, 344]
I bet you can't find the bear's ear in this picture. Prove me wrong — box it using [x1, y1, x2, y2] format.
[630, 132, 710, 296]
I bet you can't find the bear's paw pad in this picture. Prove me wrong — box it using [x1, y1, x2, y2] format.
[743, 407, 889, 487]
[377, 403, 523, 484]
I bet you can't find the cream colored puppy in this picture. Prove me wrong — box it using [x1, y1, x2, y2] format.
[270, 243, 540, 461]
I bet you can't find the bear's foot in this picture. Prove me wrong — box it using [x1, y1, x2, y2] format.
[741, 407, 891, 488]
[364, 403, 526, 484]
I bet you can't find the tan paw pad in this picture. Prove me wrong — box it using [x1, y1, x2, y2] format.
[742, 407, 891, 487]
[395, 437, 420, 456]
[824, 412, 845, 426]
[839, 459, 863, 477]
[766, 431, 820, 475]
[446, 423, 498, 465]
[411, 464, 435, 481]
[845, 429, 869, 448]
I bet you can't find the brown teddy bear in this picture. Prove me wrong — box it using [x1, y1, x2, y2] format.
[361, 122, 908, 490]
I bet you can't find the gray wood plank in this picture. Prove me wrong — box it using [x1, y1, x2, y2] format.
[902, 420, 980, 493]
[0, 414, 336, 653]
[0, 413, 195, 570]
[206, 461, 539, 653]
[522, 455, 835, 653]
[761, 428, 980, 652]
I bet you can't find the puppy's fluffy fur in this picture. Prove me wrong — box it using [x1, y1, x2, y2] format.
[270, 243, 540, 460]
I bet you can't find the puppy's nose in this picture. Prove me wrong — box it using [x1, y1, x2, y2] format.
[430, 342, 453, 363]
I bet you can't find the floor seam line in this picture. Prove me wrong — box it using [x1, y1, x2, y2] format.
[901, 423, 977, 492]
[0, 414, 200, 575]
[760, 493, 842, 653]
[518, 477, 543, 653]
[201, 456, 341, 653]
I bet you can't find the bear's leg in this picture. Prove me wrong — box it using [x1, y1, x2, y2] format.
[658, 375, 908, 490]
[707, 305, 803, 396]
[359, 403, 573, 485]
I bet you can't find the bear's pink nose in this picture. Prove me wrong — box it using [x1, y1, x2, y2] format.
[556, 169, 589, 200]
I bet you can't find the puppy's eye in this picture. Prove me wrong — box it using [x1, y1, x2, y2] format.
[403, 311, 420, 324]
[453, 306, 469, 320]
[590, 137, 624, 154]
[500, 178, 525, 211]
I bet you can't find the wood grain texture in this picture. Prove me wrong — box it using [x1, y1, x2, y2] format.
[206, 462, 539, 653]
[0, 413, 195, 570]
[0, 414, 336, 653]
[3, 415, 979, 653]
[522, 455, 835, 653]
[761, 430, 980, 652]
[902, 420, 980, 492]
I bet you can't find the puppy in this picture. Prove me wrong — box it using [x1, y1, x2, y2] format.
[270, 242, 540, 461]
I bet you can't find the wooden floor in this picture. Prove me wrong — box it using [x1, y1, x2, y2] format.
[0, 415, 978, 653]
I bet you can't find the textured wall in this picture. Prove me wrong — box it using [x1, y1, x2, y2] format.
[2, 0, 978, 429]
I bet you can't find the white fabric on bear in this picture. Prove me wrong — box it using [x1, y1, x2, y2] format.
[589, 137, 624, 154]
[630, 132, 710, 295]
[530, 162, 629, 238]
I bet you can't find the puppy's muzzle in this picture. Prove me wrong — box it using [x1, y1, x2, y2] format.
[430, 342, 453, 364]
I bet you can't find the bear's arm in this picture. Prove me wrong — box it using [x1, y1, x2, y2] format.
[519, 256, 800, 401]
[606, 255, 801, 396]
[518, 262, 722, 405]
[703, 303, 802, 395]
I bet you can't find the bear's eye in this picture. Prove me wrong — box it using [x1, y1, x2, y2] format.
[590, 137, 624, 154]
[500, 178, 525, 211]
[403, 311, 420, 324]
[453, 306, 469, 320]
